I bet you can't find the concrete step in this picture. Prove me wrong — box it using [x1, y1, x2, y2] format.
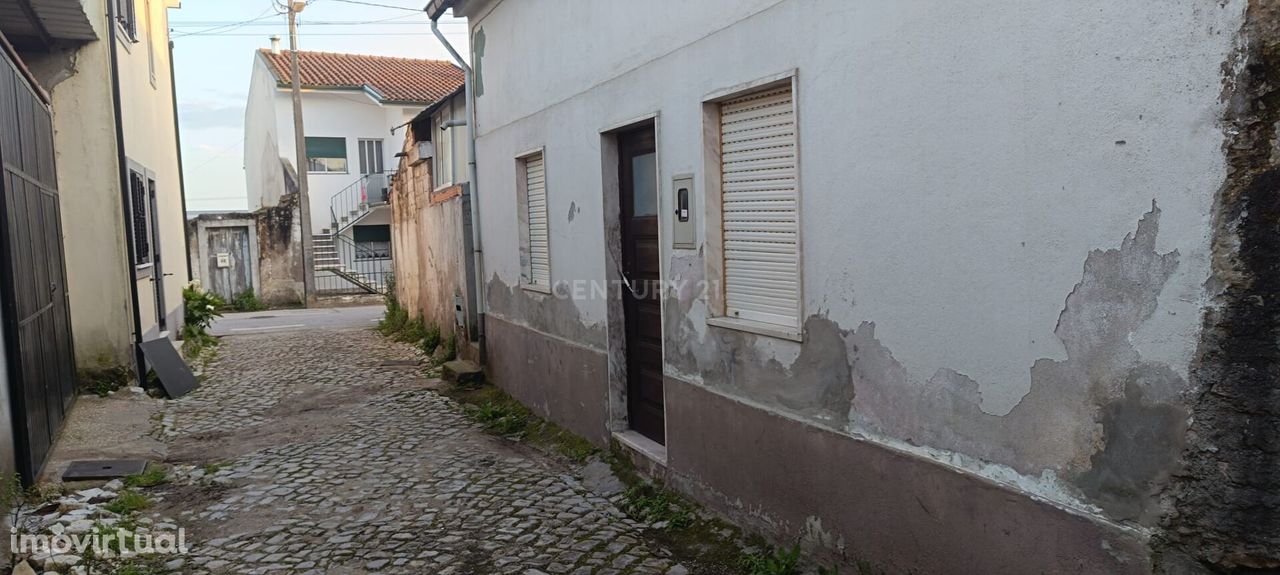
[442, 360, 484, 387]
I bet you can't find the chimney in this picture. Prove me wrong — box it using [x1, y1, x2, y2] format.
[270, 36, 281, 55]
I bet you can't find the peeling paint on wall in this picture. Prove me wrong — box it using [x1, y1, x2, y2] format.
[668, 204, 1188, 523]
[486, 275, 607, 350]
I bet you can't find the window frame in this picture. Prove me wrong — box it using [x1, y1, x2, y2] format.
[305, 136, 349, 174]
[145, 0, 156, 86]
[516, 147, 551, 293]
[115, 0, 138, 43]
[126, 164, 154, 277]
[702, 71, 803, 342]
[432, 101, 455, 190]
[358, 138, 385, 175]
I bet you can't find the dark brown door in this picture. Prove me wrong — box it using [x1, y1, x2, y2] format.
[619, 125, 664, 444]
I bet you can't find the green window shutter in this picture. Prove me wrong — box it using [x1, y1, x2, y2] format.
[305, 137, 347, 159]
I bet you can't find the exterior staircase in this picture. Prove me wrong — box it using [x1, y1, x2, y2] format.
[312, 233, 384, 295]
[311, 173, 394, 295]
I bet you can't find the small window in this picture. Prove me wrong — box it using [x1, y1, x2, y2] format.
[305, 137, 348, 173]
[432, 102, 455, 189]
[517, 150, 549, 289]
[718, 84, 800, 329]
[353, 225, 391, 260]
[128, 170, 151, 267]
[358, 139, 385, 175]
[115, 0, 137, 42]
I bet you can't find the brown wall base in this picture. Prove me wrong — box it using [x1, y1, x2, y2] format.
[480, 313, 1152, 573]
[664, 377, 1153, 575]
[484, 315, 611, 447]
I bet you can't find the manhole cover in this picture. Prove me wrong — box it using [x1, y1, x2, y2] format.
[62, 459, 149, 481]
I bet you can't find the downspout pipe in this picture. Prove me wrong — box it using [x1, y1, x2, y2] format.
[430, 14, 486, 364]
[108, 1, 148, 384]
[168, 39, 193, 280]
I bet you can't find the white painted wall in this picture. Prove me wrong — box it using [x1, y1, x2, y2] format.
[243, 74, 423, 231]
[282, 92, 418, 232]
[244, 55, 282, 211]
[461, 0, 1242, 488]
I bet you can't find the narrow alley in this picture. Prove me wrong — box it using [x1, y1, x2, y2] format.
[85, 324, 682, 574]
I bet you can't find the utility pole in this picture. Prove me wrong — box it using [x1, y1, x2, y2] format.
[287, 1, 317, 307]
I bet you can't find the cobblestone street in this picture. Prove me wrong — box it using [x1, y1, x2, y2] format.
[148, 327, 682, 575]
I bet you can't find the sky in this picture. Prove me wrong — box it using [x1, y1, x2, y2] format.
[169, 0, 470, 213]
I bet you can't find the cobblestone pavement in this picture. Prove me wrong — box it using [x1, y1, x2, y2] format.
[153, 328, 682, 575]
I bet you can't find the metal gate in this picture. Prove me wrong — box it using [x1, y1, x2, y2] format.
[0, 44, 78, 484]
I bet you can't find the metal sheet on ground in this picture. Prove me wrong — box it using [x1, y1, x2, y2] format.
[62, 459, 148, 481]
[139, 338, 200, 398]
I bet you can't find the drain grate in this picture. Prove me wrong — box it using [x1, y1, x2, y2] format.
[62, 459, 149, 481]
[379, 359, 420, 367]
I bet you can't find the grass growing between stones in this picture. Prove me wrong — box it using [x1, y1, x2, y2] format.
[124, 465, 169, 489]
[441, 381, 600, 464]
[103, 490, 151, 515]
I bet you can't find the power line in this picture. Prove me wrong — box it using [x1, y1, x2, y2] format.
[174, 31, 462, 37]
[326, 0, 423, 12]
[170, 8, 278, 38]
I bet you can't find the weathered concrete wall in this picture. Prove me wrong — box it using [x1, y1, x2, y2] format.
[389, 117, 473, 340]
[253, 193, 305, 307]
[452, 0, 1270, 571]
[1157, 2, 1280, 572]
[186, 196, 304, 307]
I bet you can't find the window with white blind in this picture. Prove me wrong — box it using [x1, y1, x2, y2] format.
[518, 150, 550, 289]
[718, 84, 800, 330]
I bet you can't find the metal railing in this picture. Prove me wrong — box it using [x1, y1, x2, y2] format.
[328, 172, 392, 233]
[315, 232, 393, 295]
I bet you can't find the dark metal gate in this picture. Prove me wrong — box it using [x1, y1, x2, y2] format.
[0, 43, 78, 484]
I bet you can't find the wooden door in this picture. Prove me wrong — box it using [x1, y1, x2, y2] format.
[619, 125, 664, 444]
[205, 226, 251, 301]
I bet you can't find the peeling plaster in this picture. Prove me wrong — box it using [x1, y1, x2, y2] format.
[667, 204, 1188, 523]
[486, 274, 607, 350]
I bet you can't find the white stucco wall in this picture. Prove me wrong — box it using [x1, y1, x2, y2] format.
[244, 55, 283, 211]
[115, 0, 189, 339]
[247, 84, 422, 231]
[461, 0, 1244, 509]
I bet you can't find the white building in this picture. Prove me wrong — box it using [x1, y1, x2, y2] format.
[243, 45, 462, 294]
[423, 0, 1280, 572]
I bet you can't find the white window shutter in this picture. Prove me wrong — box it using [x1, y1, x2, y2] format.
[720, 86, 799, 328]
[525, 153, 550, 287]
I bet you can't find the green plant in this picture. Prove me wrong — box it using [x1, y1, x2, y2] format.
[103, 490, 151, 515]
[443, 331, 458, 360]
[78, 355, 132, 397]
[123, 465, 168, 488]
[182, 282, 224, 359]
[201, 461, 228, 475]
[228, 288, 266, 312]
[183, 282, 224, 331]
[377, 301, 409, 336]
[396, 317, 427, 344]
[621, 483, 695, 530]
[422, 323, 442, 353]
[739, 544, 802, 575]
[466, 399, 533, 436]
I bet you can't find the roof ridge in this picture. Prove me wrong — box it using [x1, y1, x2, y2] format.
[255, 47, 456, 66]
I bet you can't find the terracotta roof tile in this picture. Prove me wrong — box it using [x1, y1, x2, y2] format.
[259, 49, 463, 105]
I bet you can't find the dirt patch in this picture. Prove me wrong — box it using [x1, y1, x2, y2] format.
[165, 382, 389, 463]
